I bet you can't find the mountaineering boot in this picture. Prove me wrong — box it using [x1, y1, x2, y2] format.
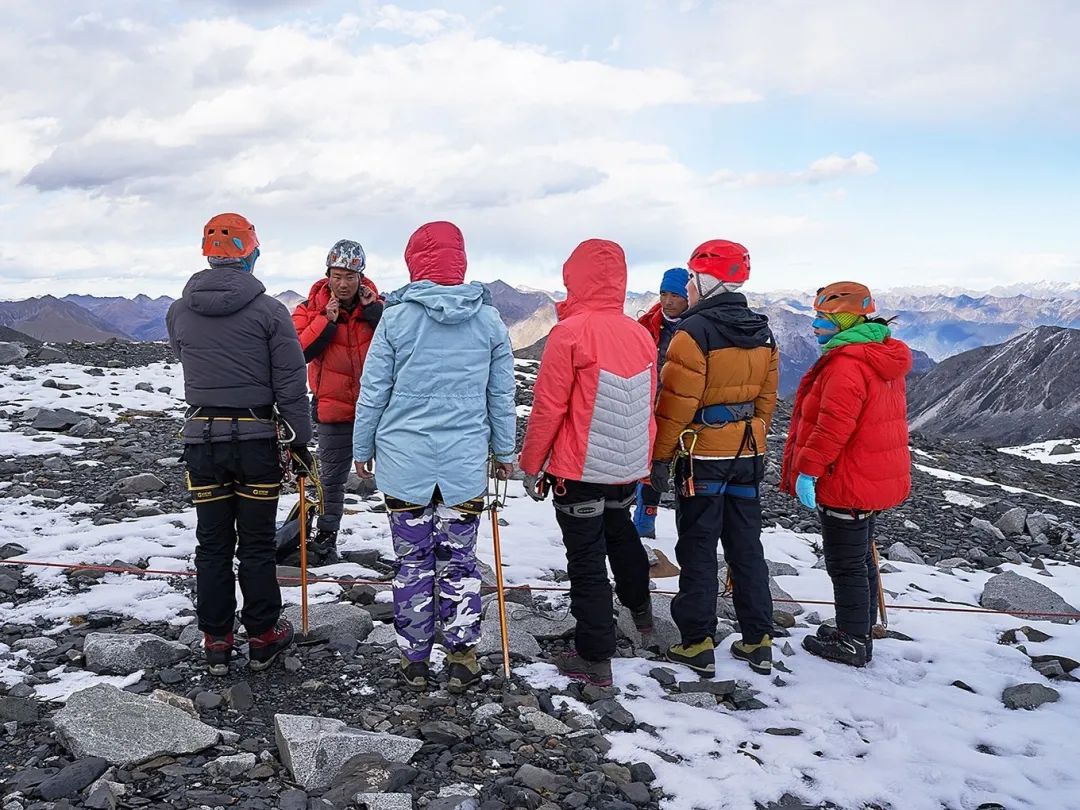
[204, 632, 234, 677]
[665, 638, 715, 677]
[400, 657, 431, 691]
[730, 634, 773, 675]
[248, 618, 295, 671]
[803, 627, 869, 667]
[446, 647, 481, 694]
[555, 650, 614, 687]
[630, 598, 654, 634]
[815, 624, 873, 662]
[308, 530, 340, 566]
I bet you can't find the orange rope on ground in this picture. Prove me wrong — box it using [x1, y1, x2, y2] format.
[5, 557, 1080, 621]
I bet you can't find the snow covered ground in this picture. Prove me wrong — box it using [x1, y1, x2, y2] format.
[2, 362, 1080, 809]
[1000, 439, 1080, 466]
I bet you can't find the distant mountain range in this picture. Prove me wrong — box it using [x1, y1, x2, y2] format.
[2, 283, 1077, 442]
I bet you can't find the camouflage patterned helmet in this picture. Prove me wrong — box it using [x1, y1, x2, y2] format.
[326, 239, 366, 274]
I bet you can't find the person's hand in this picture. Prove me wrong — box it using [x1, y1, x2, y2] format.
[523, 473, 546, 502]
[795, 473, 818, 510]
[359, 285, 378, 306]
[354, 459, 374, 479]
[291, 445, 315, 477]
[650, 461, 671, 494]
[495, 461, 514, 481]
[325, 297, 341, 322]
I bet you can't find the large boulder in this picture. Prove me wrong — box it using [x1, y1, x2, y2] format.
[994, 507, 1028, 537]
[55, 684, 219, 766]
[886, 542, 924, 565]
[274, 714, 422, 791]
[979, 571, 1079, 625]
[616, 593, 679, 653]
[476, 610, 540, 660]
[282, 602, 373, 643]
[0, 342, 28, 365]
[1001, 683, 1060, 710]
[83, 633, 191, 674]
[971, 518, 1005, 541]
[32, 408, 84, 432]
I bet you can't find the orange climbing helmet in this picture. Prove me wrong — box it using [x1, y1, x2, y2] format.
[814, 281, 875, 316]
[202, 213, 260, 259]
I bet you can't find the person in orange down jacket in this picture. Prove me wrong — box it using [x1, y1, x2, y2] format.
[292, 240, 382, 564]
[652, 239, 779, 678]
[781, 281, 911, 668]
[519, 239, 658, 688]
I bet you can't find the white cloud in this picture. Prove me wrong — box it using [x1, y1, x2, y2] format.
[710, 152, 878, 189]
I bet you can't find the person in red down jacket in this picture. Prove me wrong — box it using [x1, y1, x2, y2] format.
[781, 281, 912, 668]
[292, 239, 383, 564]
[519, 239, 658, 688]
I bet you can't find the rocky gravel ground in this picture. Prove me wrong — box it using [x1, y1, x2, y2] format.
[0, 342, 1078, 810]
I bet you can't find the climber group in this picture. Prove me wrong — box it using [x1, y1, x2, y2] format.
[167, 211, 912, 685]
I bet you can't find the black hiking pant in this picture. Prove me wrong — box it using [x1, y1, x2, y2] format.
[553, 479, 651, 661]
[672, 457, 772, 646]
[820, 509, 880, 638]
[315, 421, 353, 534]
[184, 439, 283, 636]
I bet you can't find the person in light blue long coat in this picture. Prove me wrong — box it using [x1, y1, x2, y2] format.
[352, 220, 516, 691]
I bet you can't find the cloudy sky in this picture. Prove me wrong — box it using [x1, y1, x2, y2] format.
[1, 0, 1078, 300]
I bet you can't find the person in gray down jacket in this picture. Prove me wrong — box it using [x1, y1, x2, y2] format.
[166, 212, 313, 676]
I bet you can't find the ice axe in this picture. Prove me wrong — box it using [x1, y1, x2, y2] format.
[871, 540, 888, 629]
[297, 474, 310, 638]
[489, 460, 512, 679]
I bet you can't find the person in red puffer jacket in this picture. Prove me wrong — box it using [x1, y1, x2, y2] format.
[292, 239, 383, 563]
[781, 281, 912, 668]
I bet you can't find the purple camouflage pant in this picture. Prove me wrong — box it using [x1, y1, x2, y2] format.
[388, 496, 483, 662]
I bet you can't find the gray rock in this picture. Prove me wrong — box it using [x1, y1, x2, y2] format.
[0, 542, 27, 559]
[619, 782, 652, 805]
[135, 382, 155, 392]
[54, 684, 220, 766]
[980, 571, 1079, 625]
[766, 560, 799, 578]
[616, 593, 679, 651]
[1049, 443, 1075, 456]
[420, 720, 470, 746]
[283, 602, 373, 643]
[278, 789, 309, 810]
[501, 610, 576, 640]
[149, 689, 197, 717]
[36, 346, 66, 363]
[886, 541, 924, 565]
[0, 342, 28, 364]
[83, 632, 190, 674]
[68, 417, 102, 438]
[679, 679, 736, 696]
[665, 693, 716, 708]
[520, 706, 572, 736]
[206, 752, 257, 777]
[995, 507, 1028, 537]
[32, 407, 84, 431]
[971, 518, 1006, 541]
[428, 798, 479, 810]
[274, 713, 422, 791]
[1001, 683, 1061, 710]
[37, 756, 109, 800]
[0, 695, 40, 723]
[367, 622, 398, 646]
[12, 636, 58, 657]
[224, 681, 255, 712]
[476, 610, 541, 659]
[1027, 513, 1053, 539]
[116, 473, 166, 494]
[515, 763, 567, 794]
[353, 795, 413, 810]
[719, 564, 803, 615]
[473, 704, 504, 723]
[195, 691, 223, 711]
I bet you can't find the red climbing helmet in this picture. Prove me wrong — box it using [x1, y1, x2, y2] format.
[687, 239, 751, 284]
[202, 213, 260, 259]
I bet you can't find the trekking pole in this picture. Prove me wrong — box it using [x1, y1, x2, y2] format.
[490, 463, 512, 679]
[871, 541, 888, 628]
[297, 474, 310, 637]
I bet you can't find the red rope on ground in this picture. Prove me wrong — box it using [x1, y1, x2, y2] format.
[5, 557, 1080, 620]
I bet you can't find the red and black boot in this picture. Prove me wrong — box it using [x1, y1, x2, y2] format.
[248, 618, 295, 671]
[204, 632, 234, 677]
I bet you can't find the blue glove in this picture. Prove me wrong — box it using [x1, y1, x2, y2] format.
[795, 473, 818, 510]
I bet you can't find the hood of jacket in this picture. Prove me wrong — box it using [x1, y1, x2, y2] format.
[682, 291, 772, 349]
[405, 221, 467, 286]
[387, 280, 490, 324]
[832, 336, 912, 381]
[556, 239, 627, 321]
[182, 267, 265, 317]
